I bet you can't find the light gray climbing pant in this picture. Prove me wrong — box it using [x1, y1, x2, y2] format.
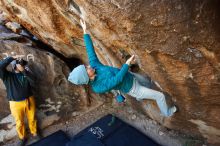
[127, 73, 174, 117]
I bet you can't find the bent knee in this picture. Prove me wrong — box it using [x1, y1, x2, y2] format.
[156, 93, 165, 101]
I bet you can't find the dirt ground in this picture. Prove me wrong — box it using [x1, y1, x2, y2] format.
[3, 97, 207, 146]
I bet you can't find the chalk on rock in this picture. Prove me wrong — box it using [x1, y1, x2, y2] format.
[131, 114, 137, 120]
[5, 22, 21, 33]
[159, 130, 164, 136]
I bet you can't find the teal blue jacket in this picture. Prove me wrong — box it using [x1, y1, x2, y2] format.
[84, 34, 134, 93]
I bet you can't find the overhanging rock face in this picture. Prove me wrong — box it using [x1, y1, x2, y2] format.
[0, 0, 220, 144]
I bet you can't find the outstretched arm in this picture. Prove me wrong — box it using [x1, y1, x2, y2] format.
[80, 19, 102, 67]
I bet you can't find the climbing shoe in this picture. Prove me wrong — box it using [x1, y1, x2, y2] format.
[170, 106, 177, 115]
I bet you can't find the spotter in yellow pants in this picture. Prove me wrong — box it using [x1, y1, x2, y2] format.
[9, 96, 37, 139]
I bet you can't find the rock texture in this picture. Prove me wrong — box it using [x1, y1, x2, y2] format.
[0, 0, 220, 145]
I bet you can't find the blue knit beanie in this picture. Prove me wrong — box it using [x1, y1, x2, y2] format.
[68, 65, 89, 85]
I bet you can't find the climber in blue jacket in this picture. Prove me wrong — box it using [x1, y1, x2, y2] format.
[68, 20, 177, 117]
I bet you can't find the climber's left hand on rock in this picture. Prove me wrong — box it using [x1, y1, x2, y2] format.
[126, 55, 135, 65]
[80, 19, 87, 34]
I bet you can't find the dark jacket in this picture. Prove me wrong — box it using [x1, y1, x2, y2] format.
[0, 57, 35, 101]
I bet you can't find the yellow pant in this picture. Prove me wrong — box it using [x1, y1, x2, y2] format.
[9, 96, 37, 140]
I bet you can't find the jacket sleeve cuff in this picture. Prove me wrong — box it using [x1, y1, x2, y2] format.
[120, 64, 129, 73]
[123, 64, 129, 69]
[83, 34, 90, 39]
